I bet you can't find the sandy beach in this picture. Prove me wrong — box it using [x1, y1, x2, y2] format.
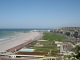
[0, 31, 41, 52]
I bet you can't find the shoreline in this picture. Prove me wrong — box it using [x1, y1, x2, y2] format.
[0, 31, 29, 44]
[0, 32, 29, 44]
[0, 31, 42, 53]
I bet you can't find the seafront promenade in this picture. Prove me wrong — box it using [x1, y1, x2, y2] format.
[0, 31, 42, 53]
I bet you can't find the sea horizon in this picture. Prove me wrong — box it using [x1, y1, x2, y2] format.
[0, 28, 54, 31]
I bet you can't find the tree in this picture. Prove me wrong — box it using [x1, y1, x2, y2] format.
[74, 44, 80, 59]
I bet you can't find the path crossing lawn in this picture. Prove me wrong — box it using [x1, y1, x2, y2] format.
[26, 32, 68, 55]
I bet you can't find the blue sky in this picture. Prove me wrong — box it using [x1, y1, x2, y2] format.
[0, 0, 80, 28]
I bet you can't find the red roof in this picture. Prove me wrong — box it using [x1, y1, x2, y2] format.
[6, 40, 35, 52]
[16, 52, 48, 55]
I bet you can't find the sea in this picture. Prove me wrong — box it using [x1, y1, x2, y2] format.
[0, 29, 32, 44]
[0, 28, 52, 44]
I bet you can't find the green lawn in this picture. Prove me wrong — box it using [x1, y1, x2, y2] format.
[42, 32, 68, 41]
[26, 32, 68, 56]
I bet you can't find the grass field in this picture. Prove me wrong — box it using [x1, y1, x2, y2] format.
[42, 32, 68, 41]
[26, 32, 68, 56]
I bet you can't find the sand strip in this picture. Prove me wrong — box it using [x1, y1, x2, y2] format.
[0, 31, 41, 52]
